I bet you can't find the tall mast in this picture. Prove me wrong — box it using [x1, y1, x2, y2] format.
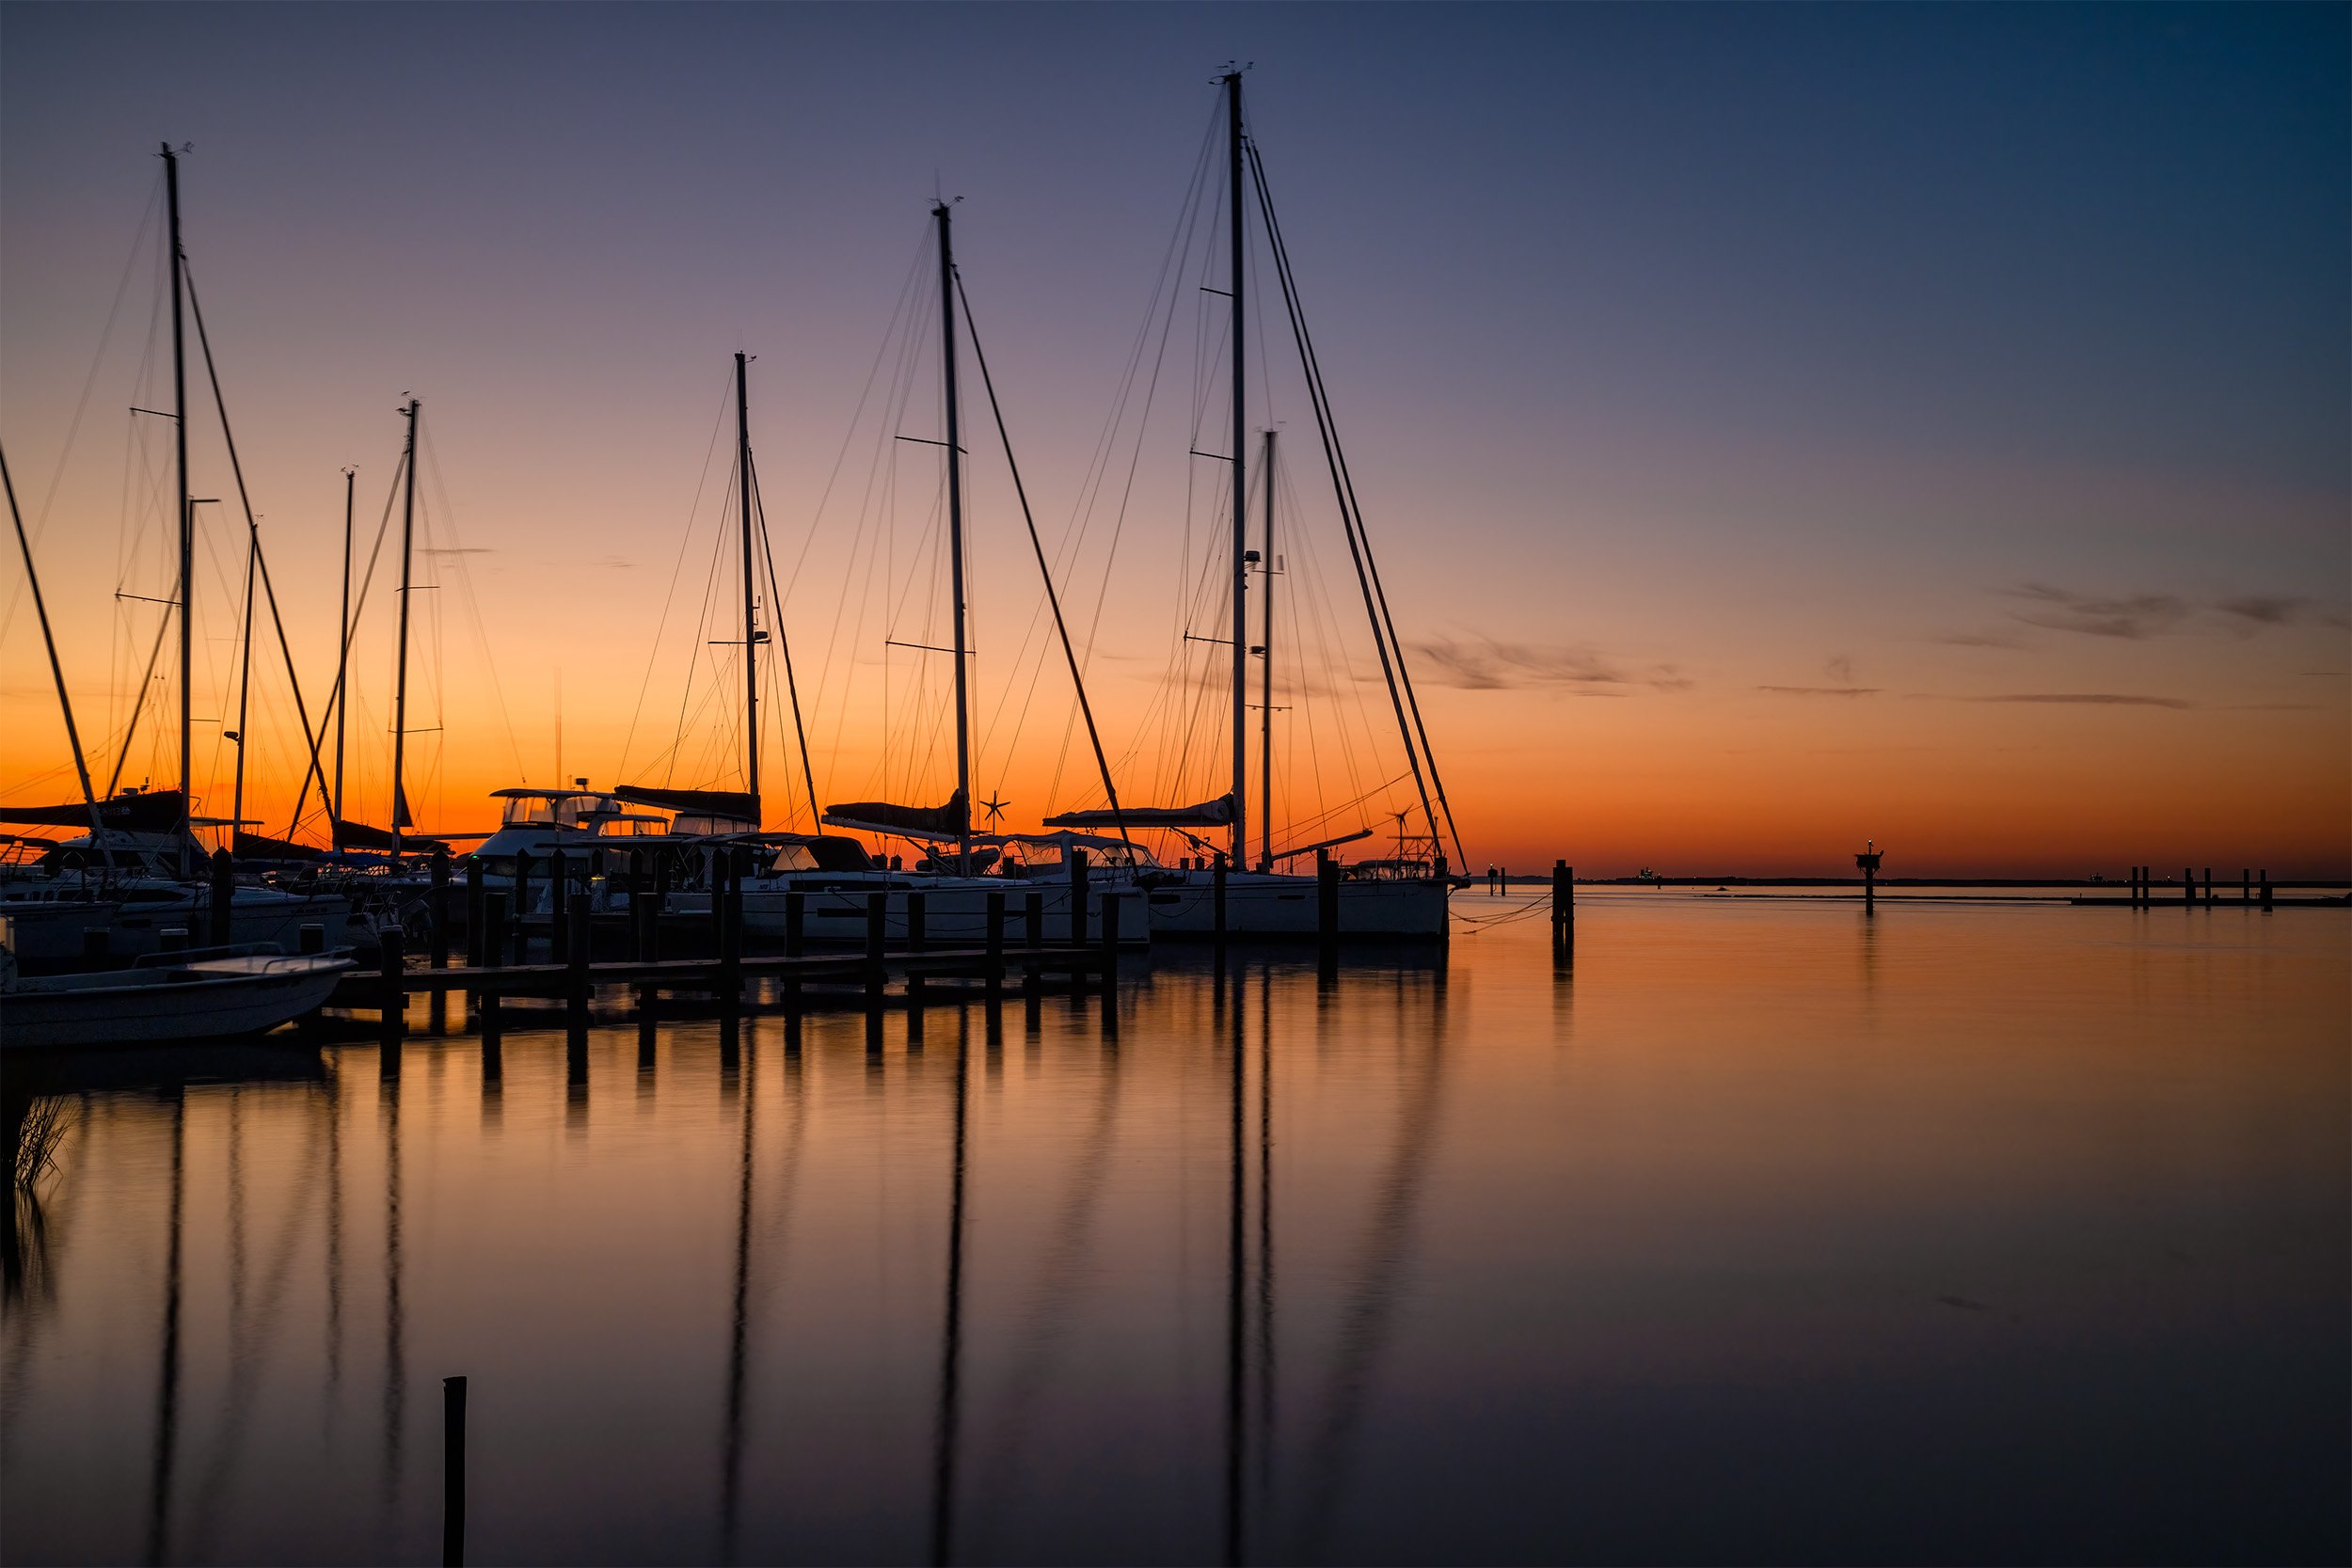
[332, 467, 353, 850]
[230, 524, 256, 846]
[934, 201, 972, 876]
[736, 352, 759, 820]
[1225, 71, 1248, 869]
[389, 400, 419, 859]
[1258, 429, 1275, 873]
[4, 445, 106, 845]
[164, 142, 192, 873]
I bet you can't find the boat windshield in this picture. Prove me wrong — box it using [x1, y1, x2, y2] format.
[500, 794, 606, 829]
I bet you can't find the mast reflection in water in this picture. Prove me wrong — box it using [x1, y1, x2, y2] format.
[1, 894, 2345, 1564]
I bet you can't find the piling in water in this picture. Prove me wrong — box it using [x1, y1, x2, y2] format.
[442, 1375, 467, 1567]
[209, 847, 234, 947]
[1213, 855, 1229, 948]
[465, 856, 485, 967]
[431, 848, 452, 970]
[378, 928, 405, 1068]
[511, 850, 532, 964]
[1316, 850, 1339, 950]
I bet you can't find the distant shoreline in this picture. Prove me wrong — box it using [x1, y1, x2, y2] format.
[1494, 875, 2350, 890]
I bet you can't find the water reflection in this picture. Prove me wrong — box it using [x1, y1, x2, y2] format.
[2, 901, 2344, 1564]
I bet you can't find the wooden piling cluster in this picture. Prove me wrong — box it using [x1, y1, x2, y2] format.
[2124, 863, 2274, 911]
[347, 877, 1121, 1045]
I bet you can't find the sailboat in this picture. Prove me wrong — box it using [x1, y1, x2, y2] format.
[661, 223, 1146, 945]
[1, 148, 370, 965]
[1044, 72, 1458, 939]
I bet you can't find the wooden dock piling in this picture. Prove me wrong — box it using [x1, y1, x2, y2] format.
[210, 847, 234, 947]
[465, 856, 485, 967]
[865, 892, 886, 1009]
[1317, 850, 1339, 948]
[1025, 890, 1044, 1000]
[1213, 856, 1229, 947]
[511, 850, 532, 964]
[549, 851, 571, 964]
[2261, 870, 2272, 911]
[906, 892, 928, 1013]
[431, 848, 452, 970]
[378, 928, 405, 1068]
[1100, 895, 1120, 1034]
[566, 894, 591, 1015]
[985, 892, 1004, 1006]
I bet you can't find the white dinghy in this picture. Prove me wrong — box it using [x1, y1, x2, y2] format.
[0, 941, 353, 1051]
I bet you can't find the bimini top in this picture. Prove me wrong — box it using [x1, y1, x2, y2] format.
[612, 784, 758, 826]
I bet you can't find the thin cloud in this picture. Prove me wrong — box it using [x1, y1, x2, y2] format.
[1410, 637, 1683, 694]
[423, 546, 495, 556]
[2002, 583, 2190, 641]
[1932, 629, 2027, 649]
[1758, 685, 1880, 697]
[2215, 595, 2350, 632]
[1967, 692, 2192, 708]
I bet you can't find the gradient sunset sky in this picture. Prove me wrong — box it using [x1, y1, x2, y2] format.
[4, 3, 2345, 876]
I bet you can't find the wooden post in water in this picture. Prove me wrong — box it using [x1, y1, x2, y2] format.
[2202, 866, 2213, 906]
[2183, 865, 2194, 909]
[1069, 849, 1089, 947]
[865, 891, 886, 1012]
[442, 1374, 467, 1567]
[720, 852, 745, 1007]
[431, 848, 452, 970]
[478, 892, 504, 1056]
[566, 893, 591, 1017]
[906, 891, 928, 1014]
[984, 891, 1004, 1007]
[2241, 867, 2251, 905]
[1213, 855, 1229, 948]
[511, 850, 532, 964]
[209, 847, 234, 947]
[549, 851, 570, 964]
[1024, 890, 1043, 1002]
[2260, 870, 2272, 911]
[378, 927, 405, 1069]
[1552, 861, 1574, 958]
[1099, 894, 1120, 1036]
[782, 889, 804, 1013]
[1316, 849, 1339, 949]
[648, 857, 668, 963]
[465, 856, 485, 967]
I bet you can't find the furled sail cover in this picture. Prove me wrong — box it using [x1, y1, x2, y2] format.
[234, 830, 326, 861]
[613, 784, 758, 824]
[1042, 793, 1232, 830]
[0, 788, 187, 832]
[331, 817, 450, 855]
[821, 788, 967, 842]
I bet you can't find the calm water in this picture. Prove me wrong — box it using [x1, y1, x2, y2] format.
[5, 892, 2346, 1565]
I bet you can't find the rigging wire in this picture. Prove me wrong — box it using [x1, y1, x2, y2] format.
[0, 170, 163, 641]
[1250, 138, 1465, 869]
[616, 371, 734, 786]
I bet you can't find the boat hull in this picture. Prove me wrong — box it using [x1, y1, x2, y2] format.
[0, 889, 369, 968]
[2, 955, 355, 1050]
[677, 878, 1151, 946]
[1138, 872, 1451, 938]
